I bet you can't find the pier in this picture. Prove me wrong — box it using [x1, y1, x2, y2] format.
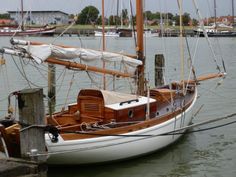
[0, 88, 48, 177]
[54, 28, 196, 37]
[0, 156, 47, 177]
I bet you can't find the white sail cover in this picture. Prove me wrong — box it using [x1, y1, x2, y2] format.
[101, 90, 138, 105]
[20, 43, 142, 75]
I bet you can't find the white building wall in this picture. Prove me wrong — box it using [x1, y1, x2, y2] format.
[9, 11, 69, 25]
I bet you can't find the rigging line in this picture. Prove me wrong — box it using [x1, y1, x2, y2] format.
[28, 115, 236, 157]
[11, 55, 34, 88]
[86, 71, 102, 89]
[31, 61, 48, 81]
[29, 61, 48, 73]
[19, 56, 32, 88]
[159, 2, 168, 85]
[207, 0, 213, 19]
[10, 11, 28, 38]
[214, 38, 226, 71]
[126, 76, 136, 94]
[60, 112, 236, 138]
[51, 19, 76, 44]
[62, 71, 76, 110]
[192, 0, 221, 72]
[129, 0, 137, 47]
[55, 68, 68, 102]
[197, 83, 227, 99]
[183, 27, 197, 80]
[18, 57, 47, 88]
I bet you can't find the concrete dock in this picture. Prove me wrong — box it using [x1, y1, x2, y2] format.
[0, 156, 47, 177]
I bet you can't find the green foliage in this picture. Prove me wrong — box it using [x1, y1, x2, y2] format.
[172, 13, 191, 26]
[0, 13, 10, 19]
[108, 15, 120, 26]
[182, 13, 191, 26]
[121, 9, 128, 20]
[76, 6, 99, 25]
[192, 18, 198, 26]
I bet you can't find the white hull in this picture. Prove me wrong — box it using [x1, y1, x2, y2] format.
[46, 91, 197, 165]
[94, 31, 120, 37]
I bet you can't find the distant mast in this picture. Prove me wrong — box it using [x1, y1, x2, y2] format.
[232, 0, 235, 29]
[21, 0, 24, 30]
[214, 0, 217, 29]
[116, 0, 119, 28]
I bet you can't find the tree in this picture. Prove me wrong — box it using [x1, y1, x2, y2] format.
[121, 9, 128, 20]
[182, 13, 191, 26]
[108, 15, 120, 26]
[173, 14, 180, 26]
[0, 13, 10, 19]
[144, 11, 153, 20]
[192, 18, 198, 26]
[76, 6, 99, 25]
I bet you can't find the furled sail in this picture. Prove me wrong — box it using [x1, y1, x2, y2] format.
[10, 39, 142, 76]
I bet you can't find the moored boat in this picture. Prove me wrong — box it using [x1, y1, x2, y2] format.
[0, 0, 226, 165]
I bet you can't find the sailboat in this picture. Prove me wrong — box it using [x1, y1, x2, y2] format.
[0, 0, 226, 165]
[0, 0, 55, 37]
[194, 0, 236, 37]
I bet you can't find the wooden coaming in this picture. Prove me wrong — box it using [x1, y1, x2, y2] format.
[59, 88, 196, 140]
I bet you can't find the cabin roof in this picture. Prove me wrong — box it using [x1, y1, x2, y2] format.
[78, 89, 156, 110]
[105, 96, 156, 111]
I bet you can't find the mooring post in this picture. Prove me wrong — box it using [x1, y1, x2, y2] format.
[18, 88, 47, 176]
[155, 54, 165, 87]
[48, 64, 56, 115]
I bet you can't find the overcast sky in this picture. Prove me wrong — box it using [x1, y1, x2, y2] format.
[0, 0, 234, 18]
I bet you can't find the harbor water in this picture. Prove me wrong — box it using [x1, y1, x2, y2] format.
[0, 36, 236, 176]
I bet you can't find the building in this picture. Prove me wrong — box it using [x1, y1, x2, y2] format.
[0, 19, 15, 25]
[8, 10, 69, 25]
[203, 16, 236, 26]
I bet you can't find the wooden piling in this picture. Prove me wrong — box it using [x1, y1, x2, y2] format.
[155, 54, 165, 87]
[18, 88, 47, 163]
[48, 64, 56, 115]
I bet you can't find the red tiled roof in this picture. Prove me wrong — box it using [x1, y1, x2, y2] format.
[0, 19, 13, 24]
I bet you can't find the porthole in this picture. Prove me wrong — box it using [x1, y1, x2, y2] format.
[128, 109, 134, 118]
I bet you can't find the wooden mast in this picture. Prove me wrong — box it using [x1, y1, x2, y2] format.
[136, 0, 145, 95]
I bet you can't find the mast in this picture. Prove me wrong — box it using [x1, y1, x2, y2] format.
[121, 0, 123, 28]
[102, 0, 106, 89]
[136, 0, 145, 95]
[21, 0, 24, 30]
[178, 0, 185, 92]
[116, 0, 119, 28]
[214, 0, 217, 30]
[232, 0, 235, 29]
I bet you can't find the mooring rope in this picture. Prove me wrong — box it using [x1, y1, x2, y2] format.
[59, 112, 236, 138]
[29, 112, 236, 157]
